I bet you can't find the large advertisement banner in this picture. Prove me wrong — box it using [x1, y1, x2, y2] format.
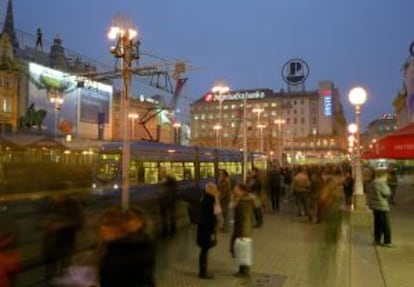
[28, 62, 112, 137]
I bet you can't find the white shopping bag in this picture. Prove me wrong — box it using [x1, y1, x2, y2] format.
[234, 237, 254, 266]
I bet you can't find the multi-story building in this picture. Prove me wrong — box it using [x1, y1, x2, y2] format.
[190, 81, 347, 164]
[112, 91, 173, 143]
[361, 114, 397, 150]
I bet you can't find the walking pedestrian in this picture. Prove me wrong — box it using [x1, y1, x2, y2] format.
[40, 195, 84, 283]
[197, 182, 218, 279]
[218, 169, 232, 232]
[342, 171, 354, 207]
[292, 167, 311, 216]
[231, 184, 255, 277]
[247, 168, 263, 227]
[268, 165, 282, 212]
[367, 170, 394, 247]
[158, 170, 177, 238]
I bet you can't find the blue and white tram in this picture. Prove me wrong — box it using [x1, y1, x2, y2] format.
[92, 141, 265, 202]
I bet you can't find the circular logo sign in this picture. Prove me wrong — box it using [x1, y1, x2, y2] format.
[282, 59, 310, 86]
[410, 42, 414, 57]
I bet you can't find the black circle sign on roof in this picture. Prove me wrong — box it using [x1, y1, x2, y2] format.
[410, 42, 414, 57]
[281, 59, 310, 86]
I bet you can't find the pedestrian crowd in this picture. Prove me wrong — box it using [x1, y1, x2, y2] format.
[0, 162, 400, 286]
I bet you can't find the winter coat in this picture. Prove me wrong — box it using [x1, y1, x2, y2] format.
[99, 234, 156, 287]
[159, 176, 177, 208]
[248, 176, 262, 196]
[268, 170, 281, 194]
[197, 193, 217, 248]
[233, 195, 255, 238]
[219, 177, 232, 203]
[367, 179, 391, 211]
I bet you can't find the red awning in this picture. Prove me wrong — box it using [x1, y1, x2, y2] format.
[362, 123, 414, 159]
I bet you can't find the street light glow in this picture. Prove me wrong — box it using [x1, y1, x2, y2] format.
[128, 113, 139, 119]
[348, 123, 358, 134]
[348, 87, 367, 106]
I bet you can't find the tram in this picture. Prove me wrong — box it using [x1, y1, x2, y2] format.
[92, 141, 266, 201]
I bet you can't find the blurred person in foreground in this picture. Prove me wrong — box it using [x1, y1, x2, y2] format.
[308, 169, 324, 223]
[367, 170, 393, 247]
[196, 182, 218, 279]
[0, 216, 20, 287]
[41, 194, 84, 282]
[98, 208, 156, 287]
[231, 184, 254, 277]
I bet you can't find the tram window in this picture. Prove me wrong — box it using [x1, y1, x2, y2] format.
[100, 153, 120, 161]
[218, 162, 226, 170]
[226, 162, 242, 175]
[160, 162, 172, 175]
[200, 162, 215, 179]
[143, 162, 159, 184]
[184, 162, 195, 180]
[96, 161, 119, 182]
[129, 160, 138, 184]
[172, 162, 184, 181]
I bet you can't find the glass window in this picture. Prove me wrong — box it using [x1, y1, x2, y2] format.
[271, 103, 277, 107]
[129, 160, 138, 183]
[184, 162, 195, 180]
[200, 162, 215, 178]
[172, 162, 184, 181]
[144, 162, 159, 184]
[301, 118, 305, 124]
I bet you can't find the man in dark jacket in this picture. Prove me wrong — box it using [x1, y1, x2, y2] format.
[197, 182, 218, 279]
[218, 169, 232, 232]
[248, 168, 263, 227]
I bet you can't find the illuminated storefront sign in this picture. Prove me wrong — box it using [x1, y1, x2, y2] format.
[205, 91, 266, 102]
[322, 89, 332, 116]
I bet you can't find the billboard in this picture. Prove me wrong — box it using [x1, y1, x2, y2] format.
[28, 62, 112, 137]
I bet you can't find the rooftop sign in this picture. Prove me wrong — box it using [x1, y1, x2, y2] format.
[205, 91, 266, 102]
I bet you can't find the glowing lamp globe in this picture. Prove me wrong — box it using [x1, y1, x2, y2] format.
[348, 87, 367, 106]
[348, 123, 358, 134]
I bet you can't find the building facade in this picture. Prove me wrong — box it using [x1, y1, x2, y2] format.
[361, 114, 397, 150]
[190, 81, 347, 164]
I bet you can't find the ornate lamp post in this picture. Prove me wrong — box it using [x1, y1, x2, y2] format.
[108, 15, 139, 210]
[274, 118, 286, 165]
[348, 87, 367, 210]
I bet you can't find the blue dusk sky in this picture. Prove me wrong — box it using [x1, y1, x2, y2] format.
[2, 0, 414, 128]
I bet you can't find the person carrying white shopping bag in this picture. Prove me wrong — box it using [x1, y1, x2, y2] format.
[230, 183, 255, 277]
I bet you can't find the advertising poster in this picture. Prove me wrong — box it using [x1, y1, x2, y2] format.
[28, 62, 112, 137]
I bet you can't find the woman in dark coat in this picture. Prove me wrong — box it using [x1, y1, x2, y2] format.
[197, 182, 218, 279]
[342, 172, 354, 206]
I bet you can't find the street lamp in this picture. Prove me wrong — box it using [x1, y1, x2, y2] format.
[213, 124, 222, 148]
[253, 108, 264, 151]
[274, 118, 286, 165]
[49, 93, 64, 139]
[348, 86, 367, 210]
[257, 124, 266, 153]
[173, 122, 181, 144]
[108, 14, 139, 210]
[128, 113, 139, 140]
[212, 84, 229, 148]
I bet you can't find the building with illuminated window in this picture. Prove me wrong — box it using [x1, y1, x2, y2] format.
[361, 114, 397, 150]
[190, 81, 348, 164]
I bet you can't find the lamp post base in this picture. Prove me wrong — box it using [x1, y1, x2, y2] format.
[349, 193, 372, 227]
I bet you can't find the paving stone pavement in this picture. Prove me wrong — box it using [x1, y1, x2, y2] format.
[155, 201, 351, 287]
[374, 182, 414, 287]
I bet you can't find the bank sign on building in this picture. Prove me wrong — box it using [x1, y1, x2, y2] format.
[27, 62, 113, 140]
